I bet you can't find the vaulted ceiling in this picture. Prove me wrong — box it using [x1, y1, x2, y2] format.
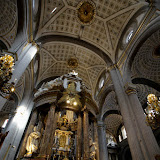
[0, 0, 153, 140]
[131, 29, 160, 84]
[37, 0, 146, 60]
[38, 42, 106, 93]
[0, 0, 17, 48]
[34, 0, 147, 138]
[36, 0, 147, 94]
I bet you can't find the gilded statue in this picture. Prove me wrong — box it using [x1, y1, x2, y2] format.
[62, 115, 68, 126]
[58, 82, 82, 107]
[24, 126, 41, 157]
[59, 132, 66, 148]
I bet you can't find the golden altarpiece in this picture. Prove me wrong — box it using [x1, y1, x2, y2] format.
[18, 71, 99, 160]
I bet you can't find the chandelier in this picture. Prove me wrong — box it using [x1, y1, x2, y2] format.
[145, 94, 160, 130]
[0, 54, 15, 99]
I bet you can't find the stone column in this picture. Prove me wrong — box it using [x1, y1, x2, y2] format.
[47, 112, 58, 157]
[39, 103, 56, 158]
[109, 65, 145, 160]
[18, 110, 38, 158]
[93, 121, 99, 160]
[125, 83, 160, 159]
[76, 113, 82, 160]
[97, 121, 109, 160]
[0, 43, 38, 111]
[0, 100, 34, 160]
[83, 109, 90, 160]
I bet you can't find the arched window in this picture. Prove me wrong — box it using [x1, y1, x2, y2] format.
[121, 126, 127, 139]
[126, 30, 133, 43]
[99, 78, 104, 89]
[118, 126, 127, 142]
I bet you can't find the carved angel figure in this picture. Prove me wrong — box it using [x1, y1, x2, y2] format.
[24, 126, 41, 157]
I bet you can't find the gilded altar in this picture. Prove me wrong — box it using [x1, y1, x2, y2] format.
[18, 72, 98, 160]
[53, 130, 73, 151]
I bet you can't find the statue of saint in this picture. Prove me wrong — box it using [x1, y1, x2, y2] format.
[24, 126, 41, 157]
[59, 132, 66, 148]
[62, 115, 68, 126]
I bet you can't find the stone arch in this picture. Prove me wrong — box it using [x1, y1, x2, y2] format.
[36, 35, 113, 66]
[102, 110, 120, 122]
[104, 112, 123, 139]
[98, 84, 114, 112]
[100, 90, 120, 121]
[123, 16, 160, 83]
[132, 78, 160, 92]
[115, 5, 148, 62]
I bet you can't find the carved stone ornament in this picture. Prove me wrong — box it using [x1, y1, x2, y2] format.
[67, 58, 78, 69]
[77, 0, 96, 25]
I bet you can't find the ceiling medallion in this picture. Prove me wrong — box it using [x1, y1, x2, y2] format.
[67, 58, 78, 69]
[77, 0, 96, 25]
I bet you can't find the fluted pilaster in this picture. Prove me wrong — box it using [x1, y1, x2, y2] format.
[97, 121, 108, 160]
[39, 104, 56, 158]
[76, 113, 82, 160]
[83, 109, 90, 160]
[109, 66, 145, 160]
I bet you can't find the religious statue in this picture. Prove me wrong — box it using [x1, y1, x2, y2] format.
[24, 126, 41, 157]
[58, 82, 82, 108]
[59, 132, 66, 148]
[62, 115, 68, 126]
